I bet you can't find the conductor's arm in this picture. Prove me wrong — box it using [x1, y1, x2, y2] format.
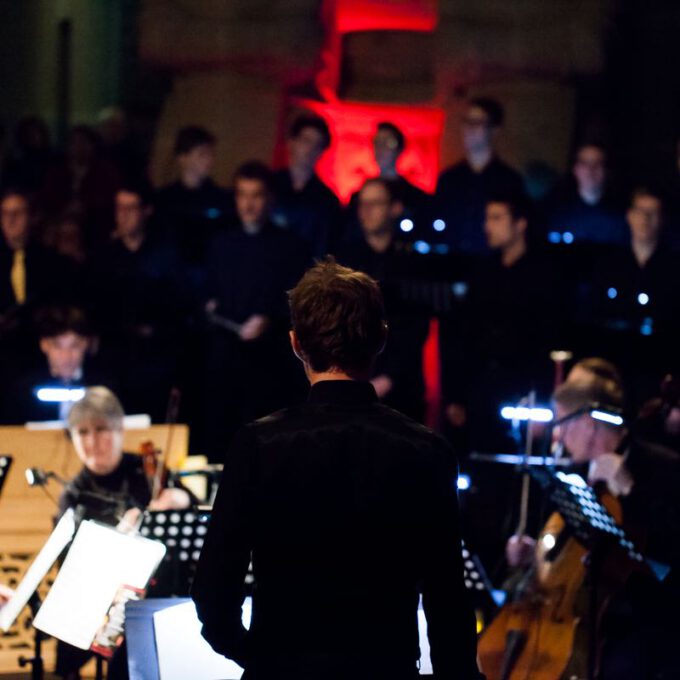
[192, 426, 256, 666]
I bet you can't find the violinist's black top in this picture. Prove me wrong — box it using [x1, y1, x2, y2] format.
[57, 453, 151, 526]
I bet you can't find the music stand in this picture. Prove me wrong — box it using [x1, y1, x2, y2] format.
[461, 541, 498, 611]
[0, 454, 12, 495]
[530, 467, 669, 679]
[139, 509, 211, 596]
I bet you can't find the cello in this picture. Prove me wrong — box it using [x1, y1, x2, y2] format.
[477, 354, 626, 680]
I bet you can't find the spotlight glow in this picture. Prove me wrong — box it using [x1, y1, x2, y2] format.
[500, 406, 554, 422]
[432, 219, 446, 232]
[457, 474, 471, 491]
[36, 387, 86, 403]
[400, 219, 414, 233]
[590, 410, 624, 426]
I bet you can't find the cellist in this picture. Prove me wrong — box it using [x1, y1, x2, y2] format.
[505, 375, 680, 679]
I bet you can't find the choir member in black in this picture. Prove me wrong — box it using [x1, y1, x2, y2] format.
[1, 116, 54, 193]
[271, 114, 341, 258]
[434, 98, 526, 254]
[41, 125, 121, 251]
[346, 122, 431, 242]
[544, 143, 626, 246]
[338, 177, 429, 421]
[2, 306, 115, 424]
[56, 386, 192, 680]
[0, 188, 75, 367]
[507, 377, 680, 680]
[441, 193, 558, 452]
[202, 161, 308, 458]
[590, 187, 680, 404]
[192, 259, 483, 680]
[155, 126, 233, 284]
[440, 194, 560, 570]
[96, 106, 148, 186]
[89, 183, 184, 421]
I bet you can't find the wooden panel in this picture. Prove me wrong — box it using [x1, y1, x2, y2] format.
[0, 424, 189, 673]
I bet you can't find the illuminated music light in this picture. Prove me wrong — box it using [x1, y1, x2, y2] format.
[400, 218, 414, 233]
[500, 406, 554, 423]
[457, 474, 471, 491]
[607, 287, 618, 299]
[414, 240, 431, 254]
[432, 219, 446, 232]
[637, 292, 650, 305]
[562, 231, 574, 244]
[590, 410, 624, 426]
[36, 387, 86, 403]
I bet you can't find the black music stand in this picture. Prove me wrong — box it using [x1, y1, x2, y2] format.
[0, 454, 12, 495]
[139, 508, 210, 596]
[461, 541, 498, 612]
[530, 467, 670, 680]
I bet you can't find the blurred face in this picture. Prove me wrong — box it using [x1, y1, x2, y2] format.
[235, 178, 270, 228]
[554, 407, 596, 464]
[627, 194, 662, 245]
[115, 190, 150, 237]
[70, 417, 123, 475]
[1, 194, 30, 250]
[358, 182, 396, 235]
[573, 146, 606, 195]
[179, 143, 215, 181]
[462, 105, 494, 155]
[40, 332, 89, 381]
[484, 202, 525, 250]
[287, 127, 326, 172]
[373, 128, 401, 172]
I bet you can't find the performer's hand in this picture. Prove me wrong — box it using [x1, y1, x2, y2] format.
[149, 487, 192, 511]
[371, 374, 393, 398]
[445, 403, 467, 427]
[0, 583, 14, 606]
[506, 534, 536, 567]
[588, 453, 634, 497]
[239, 314, 269, 341]
[117, 507, 143, 534]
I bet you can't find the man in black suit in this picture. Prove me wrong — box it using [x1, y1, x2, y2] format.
[192, 259, 483, 679]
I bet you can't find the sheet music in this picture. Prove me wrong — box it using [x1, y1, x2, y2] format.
[152, 597, 433, 679]
[33, 519, 166, 649]
[154, 599, 251, 680]
[0, 508, 76, 632]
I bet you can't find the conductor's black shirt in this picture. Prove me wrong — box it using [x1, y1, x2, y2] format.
[192, 379, 482, 679]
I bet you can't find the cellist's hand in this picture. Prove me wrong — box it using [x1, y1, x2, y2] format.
[506, 534, 536, 568]
[588, 453, 634, 497]
[148, 487, 191, 511]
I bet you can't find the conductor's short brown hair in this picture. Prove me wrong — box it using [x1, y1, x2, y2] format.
[288, 258, 387, 375]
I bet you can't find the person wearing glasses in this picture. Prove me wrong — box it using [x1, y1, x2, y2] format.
[434, 98, 527, 254]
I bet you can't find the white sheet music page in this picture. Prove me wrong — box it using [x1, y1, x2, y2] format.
[154, 599, 251, 680]
[33, 519, 166, 649]
[0, 508, 76, 632]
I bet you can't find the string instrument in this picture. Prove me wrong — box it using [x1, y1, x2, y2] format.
[140, 439, 167, 501]
[478, 488, 625, 680]
[478, 351, 584, 680]
[140, 387, 182, 502]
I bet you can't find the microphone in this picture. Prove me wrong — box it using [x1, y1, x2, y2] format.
[25, 467, 67, 487]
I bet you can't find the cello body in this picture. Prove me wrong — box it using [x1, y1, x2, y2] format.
[477, 513, 587, 680]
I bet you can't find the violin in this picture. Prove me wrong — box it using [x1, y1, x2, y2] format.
[140, 440, 167, 501]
